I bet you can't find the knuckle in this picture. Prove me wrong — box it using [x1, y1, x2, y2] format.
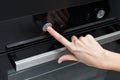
[70, 48, 78, 52]
[56, 35, 63, 41]
[86, 34, 94, 38]
[79, 36, 85, 41]
[68, 45, 79, 53]
[68, 45, 76, 51]
[68, 45, 74, 50]
[76, 39, 80, 43]
[72, 49, 78, 52]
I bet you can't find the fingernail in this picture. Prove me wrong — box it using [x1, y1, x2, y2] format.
[46, 26, 51, 30]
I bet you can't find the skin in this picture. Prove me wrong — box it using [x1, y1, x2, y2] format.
[46, 26, 120, 71]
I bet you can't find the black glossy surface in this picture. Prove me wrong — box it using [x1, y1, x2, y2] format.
[0, 0, 120, 80]
[0, 0, 109, 53]
[0, 0, 101, 21]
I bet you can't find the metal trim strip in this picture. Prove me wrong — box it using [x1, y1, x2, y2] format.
[15, 30, 120, 71]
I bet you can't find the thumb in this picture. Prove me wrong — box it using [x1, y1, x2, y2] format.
[58, 54, 78, 64]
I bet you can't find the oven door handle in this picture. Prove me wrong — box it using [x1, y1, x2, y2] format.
[15, 30, 120, 71]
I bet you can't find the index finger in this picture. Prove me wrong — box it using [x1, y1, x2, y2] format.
[46, 26, 71, 47]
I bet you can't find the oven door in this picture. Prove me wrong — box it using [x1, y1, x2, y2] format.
[8, 18, 120, 80]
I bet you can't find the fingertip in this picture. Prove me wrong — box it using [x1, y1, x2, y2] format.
[71, 35, 78, 42]
[46, 26, 55, 34]
[46, 24, 71, 47]
[72, 36, 77, 39]
[79, 36, 84, 40]
[43, 23, 52, 32]
[58, 54, 78, 64]
[46, 26, 51, 31]
[58, 60, 62, 64]
[58, 56, 66, 64]
[58, 58, 63, 64]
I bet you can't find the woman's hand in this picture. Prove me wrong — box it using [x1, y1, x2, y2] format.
[46, 26, 120, 71]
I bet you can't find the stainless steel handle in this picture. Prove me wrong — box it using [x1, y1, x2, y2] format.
[15, 30, 120, 71]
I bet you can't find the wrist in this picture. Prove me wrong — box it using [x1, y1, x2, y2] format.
[103, 50, 120, 71]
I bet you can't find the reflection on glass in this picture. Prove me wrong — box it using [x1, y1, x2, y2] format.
[34, 1, 109, 35]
